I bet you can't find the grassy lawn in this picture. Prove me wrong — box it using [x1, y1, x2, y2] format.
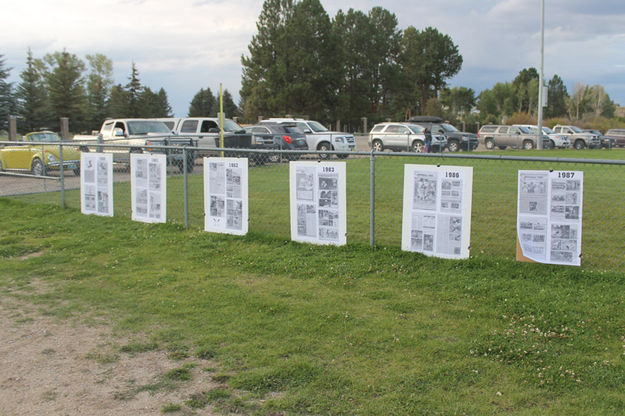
[12, 148, 625, 271]
[1, 197, 625, 414]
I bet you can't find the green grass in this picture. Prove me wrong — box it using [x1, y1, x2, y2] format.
[2, 198, 625, 414]
[11, 148, 625, 271]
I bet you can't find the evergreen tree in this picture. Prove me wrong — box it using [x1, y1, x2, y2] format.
[107, 84, 129, 118]
[16, 49, 49, 131]
[42, 50, 87, 131]
[221, 89, 238, 118]
[156, 88, 173, 117]
[188, 87, 216, 116]
[125, 63, 142, 117]
[400, 26, 462, 115]
[86, 54, 113, 131]
[545, 75, 568, 118]
[0, 54, 16, 132]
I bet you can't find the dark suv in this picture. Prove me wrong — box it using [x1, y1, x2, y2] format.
[407, 116, 478, 152]
[245, 122, 308, 162]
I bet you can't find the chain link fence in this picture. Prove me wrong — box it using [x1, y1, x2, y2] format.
[2, 139, 624, 271]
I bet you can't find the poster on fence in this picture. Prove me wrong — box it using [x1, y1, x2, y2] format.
[401, 165, 473, 259]
[131, 153, 167, 223]
[517, 170, 583, 266]
[289, 161, 347, 246]
[80, 152, 113, 217]
[204, 157, 248, 235]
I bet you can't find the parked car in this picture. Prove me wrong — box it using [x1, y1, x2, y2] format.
[407, 116, 478, 152]
[160, 117, 252, 155]
[478, 125, 552, 150]
[0, 131, 81, 175]
[244, 122, 308, 162]
[513, 124, 570, 149]
[552, 125, 601, 149]
[261, 118, 356, 158]
[605, 128, 625, 147]
[583, 129, 614, 148]
[368, 122, 447, 152]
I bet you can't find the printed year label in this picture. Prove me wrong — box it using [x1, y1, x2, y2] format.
[557, 172, 575, 178]
[445, 172, 460, 178]
[322, 167, 335, 173]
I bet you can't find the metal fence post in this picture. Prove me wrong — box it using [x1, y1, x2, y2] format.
[183, 147, 189, 229]
[370, 149, 375, 247]
[59, 142, 65, 208]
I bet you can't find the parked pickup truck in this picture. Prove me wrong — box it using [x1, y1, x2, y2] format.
[73, 119, 197, 172]
[157, 117, 253, 156]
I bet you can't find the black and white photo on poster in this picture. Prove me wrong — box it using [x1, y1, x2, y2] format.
[435, 215, 462, 256]
[226, 199, 243, 230]
[148, 160, 162, 191]
[319, 227, 339, 241]
[517, 216, 547, 261]
[210, 195, 225, 218]
[518, 172, 548, 215]
[297, 203, 317, 237]
[318, 174, 338, 191]
[149, 192, 161, 219]
[226, 167, 242, 199]
[412, 171, 438, 211]
[440, 178, 463, 213]
[84, 184, 96, 211]
[134, 158, 147, 187]
[136, 189, 148, 216]
[209, 161, 225, 195]
[97, 158, 108, 185]
[97, 190, 109, 213]
[296, 167, 315, 201]
[318, 209, 339, 227]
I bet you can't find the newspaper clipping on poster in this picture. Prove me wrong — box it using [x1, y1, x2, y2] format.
[517, 170, 583, 266]
[131, 153, 167, 223]
[204, 157, 248, 235]
[80, 152, 113, 217]
[401, 165, 473, 259]
[289, 161, 346, 246]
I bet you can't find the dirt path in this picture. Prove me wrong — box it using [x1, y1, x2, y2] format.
[0, 296, 220, 415]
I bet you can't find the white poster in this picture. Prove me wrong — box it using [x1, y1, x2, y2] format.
[517, 170, 583, 266]
[204, 157, 248, 235]
[80, 152, 113, 217]
[401, 165, 473, 259]
[131, 153, 167, 223]
[289, 161, 347, 246]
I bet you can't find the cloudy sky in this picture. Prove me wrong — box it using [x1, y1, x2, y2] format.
[3, 0, 624, 117]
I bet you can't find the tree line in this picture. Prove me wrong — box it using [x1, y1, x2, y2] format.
[0, 51, 238, 134]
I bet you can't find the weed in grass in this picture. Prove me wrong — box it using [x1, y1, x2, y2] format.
[85, 351, 119, 364]
[186, 388, 232, 409]
[161, 402, 182, 413]
[120, 341, 159, 355]
[164, 366, 194, 382]
[195, 346, 217, 360]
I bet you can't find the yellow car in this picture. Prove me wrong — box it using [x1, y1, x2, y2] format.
[0, 131, 81, 176]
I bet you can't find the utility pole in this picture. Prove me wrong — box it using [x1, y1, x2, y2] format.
[537, 0, 545, 150]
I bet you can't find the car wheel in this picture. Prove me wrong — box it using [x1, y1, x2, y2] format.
[447, 140, 459, 152]
[336, 153, 349, 159]
[31, 158, 44, 176]
[574, 140, 586, 150]
[485, 138, 494, 150]
[411, 140, 424, 153]
[372, 139, 384, 152]
[549, 140, 555, 149]
[523, 140, 534, 150]
[0, 160, 3, 172]
[317, 142, 332, 159]
[498, 145, 507, 150]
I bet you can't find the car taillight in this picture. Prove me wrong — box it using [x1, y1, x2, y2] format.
[283, 135, 292, 144]
[146, 141, 153, 152]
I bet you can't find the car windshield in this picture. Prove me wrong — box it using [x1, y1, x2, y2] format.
[223, 119, 244, 133]
[406, 125, 424, 134]
[542, 127, 554, 134]
[28, 132, 60, 142]
[127, 121, 171, 135]
[570, 126, 584, 133]
[307, 121, 329, 133]
[518, 127, 532, 134]
[440, 123, 459, 132]
[284, 126, 304, 134]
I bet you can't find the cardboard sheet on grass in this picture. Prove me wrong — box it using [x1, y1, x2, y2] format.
[80, 152, 113, 217]
[289, 161, 346, 246]
[131, 153, 166, 223]
[401, 164, 473, 259]
[204, 157, 248, 235]
[517, 170, 583, 266]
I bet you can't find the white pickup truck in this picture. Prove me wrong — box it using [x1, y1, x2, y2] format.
[73, 119, 197, 172]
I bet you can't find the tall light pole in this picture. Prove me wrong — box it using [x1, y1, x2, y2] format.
[537, 0, 545, 149]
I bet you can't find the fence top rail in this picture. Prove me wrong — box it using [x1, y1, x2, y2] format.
[2, 140, 624, 166]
